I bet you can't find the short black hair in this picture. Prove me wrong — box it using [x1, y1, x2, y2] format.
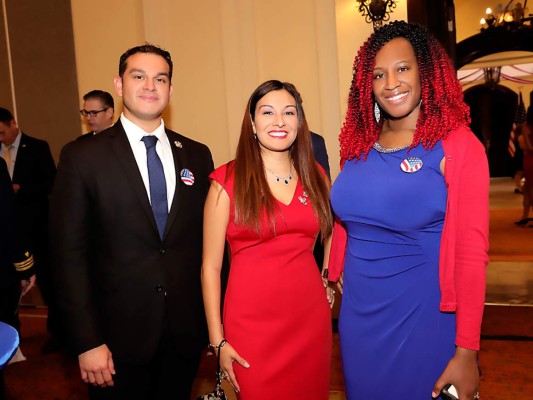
[118, 43, 173, 81]
[0, 107, 14, 124]
[83, 90, 114, 109]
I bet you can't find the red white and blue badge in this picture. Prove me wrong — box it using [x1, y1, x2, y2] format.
[180, 169, 195, 186]
[400, 157, 423, 173]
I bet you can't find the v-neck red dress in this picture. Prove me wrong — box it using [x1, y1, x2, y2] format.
[209, 162, 331, 400]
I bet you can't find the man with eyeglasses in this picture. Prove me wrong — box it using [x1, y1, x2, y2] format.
[78, 90, 115, 138]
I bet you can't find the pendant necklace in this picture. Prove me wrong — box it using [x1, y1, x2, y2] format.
[267, 166, 292, 185]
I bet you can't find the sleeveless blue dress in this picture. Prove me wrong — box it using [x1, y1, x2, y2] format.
[330, 141, 456, 399]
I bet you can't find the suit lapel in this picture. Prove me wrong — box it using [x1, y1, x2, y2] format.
[12, 133, 28, 181]
[164, 130, 184, 238]
[109, 122, 160, 237]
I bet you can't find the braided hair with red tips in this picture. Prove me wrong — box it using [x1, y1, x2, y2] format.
[339, 20, 470, 166]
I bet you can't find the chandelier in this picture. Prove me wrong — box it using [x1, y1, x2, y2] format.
[480, 0, 531, 31]
[355, 0, 397, 30]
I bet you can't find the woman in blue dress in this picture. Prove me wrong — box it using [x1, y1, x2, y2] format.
[328, 21, 489, 400]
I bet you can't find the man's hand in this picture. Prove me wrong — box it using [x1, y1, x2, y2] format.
[20, 274, 36, 296]
[79, 344, 116, 387]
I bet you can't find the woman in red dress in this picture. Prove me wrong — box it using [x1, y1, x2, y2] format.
[201, 80, 334, 399]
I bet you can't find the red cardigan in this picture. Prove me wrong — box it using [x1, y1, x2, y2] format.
[328, 126, 489, 350]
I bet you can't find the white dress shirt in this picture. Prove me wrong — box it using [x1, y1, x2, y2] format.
[120, 114, 176, 211]
[0, 130, 22, 179]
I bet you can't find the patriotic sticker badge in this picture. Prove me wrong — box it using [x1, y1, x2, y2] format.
[180, 168, 195, 186]
[400, 157, 423, 173]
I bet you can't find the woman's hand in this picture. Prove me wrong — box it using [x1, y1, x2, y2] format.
[217, 342, 250, 393]
[336, 272, 344, 294]
[325, 286, 336, 308]
[321, 269, 336, 308]
[432, 347, 479, 399]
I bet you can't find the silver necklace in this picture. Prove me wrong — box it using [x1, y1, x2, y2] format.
[267, 166, 292, 185]
[372, 141, 409, 153]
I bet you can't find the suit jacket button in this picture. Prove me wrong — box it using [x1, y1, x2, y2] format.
[155, 285, 163, 292]
[159, 248, 166, 255]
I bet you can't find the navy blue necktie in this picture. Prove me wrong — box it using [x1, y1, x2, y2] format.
[141, 136, 168, 239]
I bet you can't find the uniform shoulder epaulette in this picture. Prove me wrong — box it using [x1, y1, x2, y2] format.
[14, 251, 34, 272]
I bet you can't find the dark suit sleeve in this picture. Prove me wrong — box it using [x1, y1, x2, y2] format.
[15, 139, 56, 198]
[0, 158, 34, 280]
[0, 158, 16, 266]
[311, 132, 331, 179]
[49, 143, 103, 354]
[207, 148, 214, 181]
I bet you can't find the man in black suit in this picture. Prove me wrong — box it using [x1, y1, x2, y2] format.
[310, 131, 330, 179]
[0, 157, 35, 398]
[50, 44, 213, 400]
[0, 108, 58, 350]
[309, 131, 331, 271]
[78, 90, 115, 139]
[290, 86, 331, 270]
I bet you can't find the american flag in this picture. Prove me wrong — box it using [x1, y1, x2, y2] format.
[400, 157, 423, 173]
[180, 168, 195, 186]
[509, 93, 527, 157]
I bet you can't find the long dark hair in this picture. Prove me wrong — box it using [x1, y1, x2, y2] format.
[339, 20, 470, 164]
[232, 80, 333, 238]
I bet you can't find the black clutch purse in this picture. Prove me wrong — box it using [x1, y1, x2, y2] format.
[197, 341, 228, 400]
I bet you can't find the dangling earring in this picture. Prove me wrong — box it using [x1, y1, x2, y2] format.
[374, 102, 381, 123]
[254, 133, 257, 140]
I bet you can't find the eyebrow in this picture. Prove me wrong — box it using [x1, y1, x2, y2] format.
[258, 104, 296, 109]
[128, 68, 170, 78]
[374, 60, 413, 69]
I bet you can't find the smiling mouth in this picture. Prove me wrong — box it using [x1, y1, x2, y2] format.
[268, 131, 288, 138]
[139, 95, 159, 102]
[386, 92, 408, 102]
